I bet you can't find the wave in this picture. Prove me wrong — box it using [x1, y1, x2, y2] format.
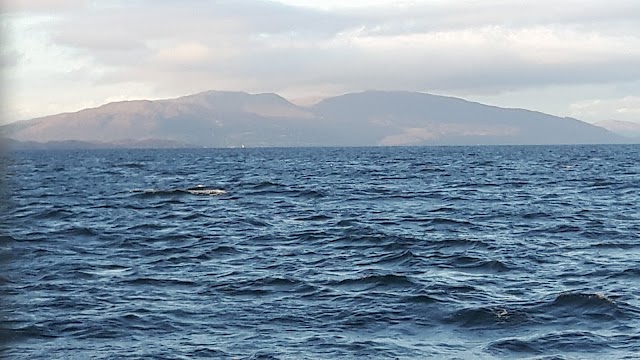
[542, 292, 639, 320]
[522, 211, 552, 219]
[185, 185, 227, 196]
[122, 277, 197, 287]
[118, 162, 145, 169]
[59, 227, 98, 237]
[402, 293, 440, 304]
[211, 276, 317, 297]
[430, 238, 492, 250]
[550, 292, 617, 308]
[444, 306, 532, 328]
[34, 208, 73, 220]
[243, 182, 326, 198]
[548, 224, 583, 233]
[0, 235, 17, 245]
[294, 214, 333, 221]
[330, 273, 416, 290]
[451, 257, 512, 273]
[607, 268, 640, 279]
[364, 249, 420, 266]
[188, 348, 230, 358]
[83, 265, 134, 278]
[488, 331, 612, 356]
[129, 185, 226, 198]
[294, 189, 326, 198]
[248, 181, 288, 190]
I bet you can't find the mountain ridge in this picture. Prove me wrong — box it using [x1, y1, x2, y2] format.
[1, 90, 629, 148]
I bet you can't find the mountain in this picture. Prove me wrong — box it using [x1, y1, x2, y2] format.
[593, 120, 640, 140]
[0, 90, 626, 148]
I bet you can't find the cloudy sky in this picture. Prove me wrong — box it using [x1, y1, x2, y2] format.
[2, 0, 640, 124]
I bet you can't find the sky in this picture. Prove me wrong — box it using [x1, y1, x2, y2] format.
[1, 0, 640, 125]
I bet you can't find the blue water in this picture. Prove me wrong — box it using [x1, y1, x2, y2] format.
[1, 145, 639, 359]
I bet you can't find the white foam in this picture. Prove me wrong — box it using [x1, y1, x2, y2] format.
[187, 188, 227, 196]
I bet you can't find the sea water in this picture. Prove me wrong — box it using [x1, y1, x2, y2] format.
[1, 145, 639, 359]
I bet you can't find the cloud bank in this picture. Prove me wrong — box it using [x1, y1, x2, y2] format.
[3, 0, 640, 123]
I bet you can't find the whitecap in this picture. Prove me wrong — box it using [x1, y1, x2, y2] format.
[186, 186, 227, 196]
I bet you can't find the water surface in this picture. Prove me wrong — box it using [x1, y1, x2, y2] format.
[1, 145, 639, 359]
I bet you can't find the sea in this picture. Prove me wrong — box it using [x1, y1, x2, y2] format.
[0, 145, 639, 359]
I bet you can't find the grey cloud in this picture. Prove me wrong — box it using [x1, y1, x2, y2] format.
[26, 0, 640, 100]
[345, 1, 640, 34]
[51, 0, 355, 52]
[225, 42, 640, 93]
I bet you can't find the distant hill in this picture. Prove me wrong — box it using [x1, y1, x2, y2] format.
[593, 119, 640, 140]
[0, 90, 626, 148]
[1, 137, 197, 151]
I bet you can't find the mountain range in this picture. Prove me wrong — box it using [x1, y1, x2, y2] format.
[1, 90, 633, 149]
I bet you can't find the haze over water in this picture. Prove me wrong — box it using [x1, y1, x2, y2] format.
[1, 145, 639, 359]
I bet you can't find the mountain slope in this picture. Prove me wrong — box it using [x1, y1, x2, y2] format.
[311, 91, 622, 145]
[0, 90, 626, 147]
[593, 119, 640, 139]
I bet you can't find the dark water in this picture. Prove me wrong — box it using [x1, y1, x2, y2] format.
[1, 145, 639, 359]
